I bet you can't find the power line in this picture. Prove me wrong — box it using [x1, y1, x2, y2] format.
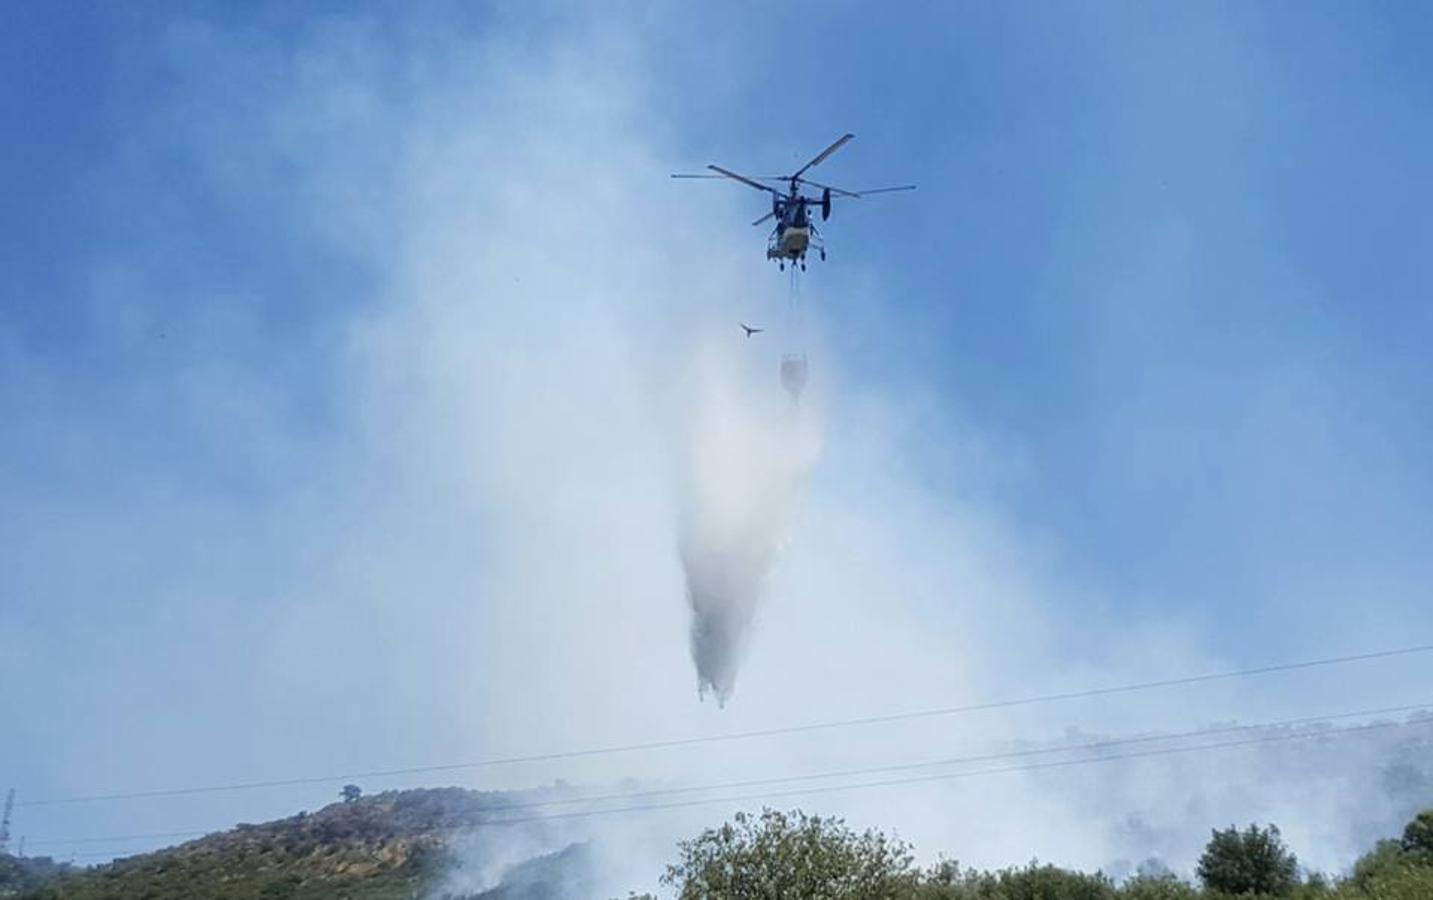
[30, 829, 214, 848]
[20, 641, 1433, 808]
[425, 701, 1433, 817]
[27, 701, 1432, 852]
[470, 715, 1432, 830]
[44, 710, 1433, 865]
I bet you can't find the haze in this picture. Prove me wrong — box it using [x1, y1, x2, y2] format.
[3, 3, 1433, 895]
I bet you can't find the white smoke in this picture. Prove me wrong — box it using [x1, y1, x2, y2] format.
[17, 9, 1433, 898]
[673, 336, 823, 704]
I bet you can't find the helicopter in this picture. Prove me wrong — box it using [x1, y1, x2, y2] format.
[672, 133, 914, 270]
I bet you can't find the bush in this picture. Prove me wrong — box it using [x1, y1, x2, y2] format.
[1121, 872, 1200, 900]
[945, 862, 1117, 899]
[1196, 823, 1300, 896]
[1349, 838, 1409, 890]
[1348, 863, 1433, 899]
[909, 859, 1123, 899]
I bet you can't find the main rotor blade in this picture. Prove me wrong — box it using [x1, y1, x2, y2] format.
[852, 184, 917, 196]
[751, 211, 776, 227]
[707, 165, 782, 195]
[794, 177, 860, 198]
[672, 173, 790, 182]
[792, 133, 855, 179]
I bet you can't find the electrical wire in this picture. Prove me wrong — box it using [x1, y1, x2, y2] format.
[19, 641, 1433, 808]
[26, 700, 1432, 855]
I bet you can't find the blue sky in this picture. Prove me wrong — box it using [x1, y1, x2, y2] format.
[3, 0, 1433, 882]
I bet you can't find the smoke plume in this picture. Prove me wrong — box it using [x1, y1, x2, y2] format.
[674, 338, 822, 704]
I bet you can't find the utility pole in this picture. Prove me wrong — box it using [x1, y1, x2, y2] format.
[0, 788, 12, 855]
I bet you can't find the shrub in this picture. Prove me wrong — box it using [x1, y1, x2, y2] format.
[1350, 838, 1409, 890]
[957, 862, 1115, 899]
[911, 859, 1120, 899]
[1349, 863, 1433, 900]
[1121, 872, 1200, 900]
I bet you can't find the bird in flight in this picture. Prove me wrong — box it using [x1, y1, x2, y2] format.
[741, 323, 764, 338]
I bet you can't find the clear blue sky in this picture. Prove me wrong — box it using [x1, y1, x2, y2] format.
[3, 0, 1432, 874]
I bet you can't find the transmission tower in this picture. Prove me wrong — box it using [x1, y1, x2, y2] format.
[0, 788, 12, 855]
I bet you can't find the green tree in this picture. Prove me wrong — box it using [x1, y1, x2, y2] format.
[1401, 809, 1433, 859]
[340, 784, 363, 803]
[1196, 823, 1299, 896]
[660, 808, 919, 899]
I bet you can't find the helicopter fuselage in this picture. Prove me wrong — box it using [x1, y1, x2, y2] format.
[767, 196, 818, 262]
[767, 224, 810, 261]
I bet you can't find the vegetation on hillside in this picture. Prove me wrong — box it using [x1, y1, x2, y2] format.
[5, 789, 1433, 899]
[0, 855, 74, 897]
[4, 788, 514, 900]
[646, 806, 1433, 900]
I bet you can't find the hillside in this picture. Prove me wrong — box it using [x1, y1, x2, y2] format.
[8, 714, 1433, 900]
[7, 784, 1433, 899]
[5, 788, 591, 900]
[0, 856, 75, 897]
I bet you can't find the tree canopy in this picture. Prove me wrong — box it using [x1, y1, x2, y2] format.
[1195, 824, 1299, 897]
[660, 808, 920, 899]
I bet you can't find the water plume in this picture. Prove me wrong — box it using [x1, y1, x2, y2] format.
[674, 339, 823, 705]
